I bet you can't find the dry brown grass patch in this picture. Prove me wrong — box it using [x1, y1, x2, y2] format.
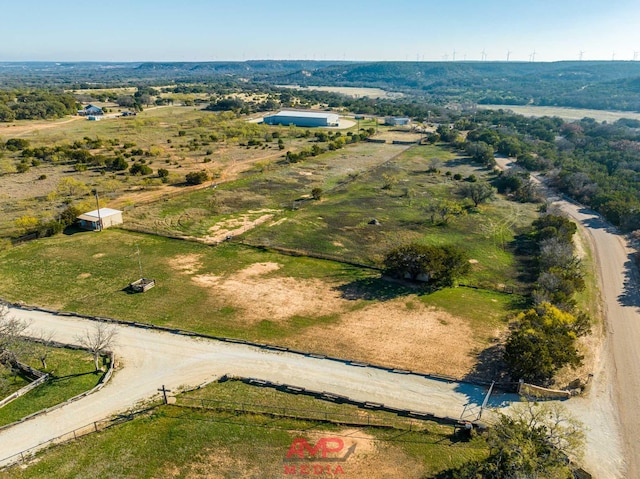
[168, 254, 203, 275]
[283, 298, 481, 377]
[192, 264, 345, 323]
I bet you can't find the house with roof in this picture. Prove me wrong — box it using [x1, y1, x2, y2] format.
[77, 208, 123, 231]
[78, 104, 104, 116]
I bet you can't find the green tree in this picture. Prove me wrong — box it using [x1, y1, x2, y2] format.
[129, 163, 153, 175]
[110, 156, 129, 171]
[0, 104, 15, 122]
[383, 243, 470, 287]
[465, 141, 495, 167]
[504, 303, 585, 383]
[459, 181, 495, 207]
[185, 170, 209, 185]
[445, 402, 583, 479]
[434, 199, 465, 225]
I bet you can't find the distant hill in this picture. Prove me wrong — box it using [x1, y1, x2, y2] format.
[267, 61, 640, 111]
[1, 60, 639, 112]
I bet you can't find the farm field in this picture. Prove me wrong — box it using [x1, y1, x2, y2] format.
[0, 380, 487, 479]
[478, 104, 640, 122]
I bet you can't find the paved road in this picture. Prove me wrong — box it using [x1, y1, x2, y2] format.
[0, 307, 515, 467]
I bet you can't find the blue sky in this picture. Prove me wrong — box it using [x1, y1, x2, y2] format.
[1, 0, 639, 62]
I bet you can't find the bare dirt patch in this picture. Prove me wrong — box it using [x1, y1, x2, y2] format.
[190, 262, 480, 377]
[202, 210, 280, 244]
[270, 218, 287, 227]
[168, 254, 203, 275]
[283, 298, 480, 377]
[233, 262, 281, 279]
[194, 273, 344, 323]
[76, 273, 92, 279]
[92, 253, 105, 259]
[373, 130, 424, 143]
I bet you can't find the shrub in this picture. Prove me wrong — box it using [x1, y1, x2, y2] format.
[185, 170, 209, 185]
[129, 163, 153, 175]
[311, 187, 323, 200]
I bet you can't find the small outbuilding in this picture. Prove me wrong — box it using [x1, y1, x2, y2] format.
[78, 104, 104, 116]
[385, 117, 411, 126]
[77, 208, 123, 231]
[263, 110, 340, 127]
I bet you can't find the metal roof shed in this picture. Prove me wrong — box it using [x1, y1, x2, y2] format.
[77, 208, 123, 231]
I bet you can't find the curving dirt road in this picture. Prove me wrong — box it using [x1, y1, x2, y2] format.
[0, 307, 516, 467]
[496, 157, 636, 479]
[556, 200, 638, 479]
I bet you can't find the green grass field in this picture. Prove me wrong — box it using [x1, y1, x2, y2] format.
[0, 380, 488, 479]
[0, 228, 520, 340]
[124, 142, 538, 289]
[0, 347, 105, 427]
[0, 229, 370, 336]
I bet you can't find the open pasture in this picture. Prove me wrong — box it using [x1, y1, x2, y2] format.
[0, 228, 518, 378]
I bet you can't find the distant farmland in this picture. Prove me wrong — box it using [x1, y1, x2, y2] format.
[478, 104, 640, 122]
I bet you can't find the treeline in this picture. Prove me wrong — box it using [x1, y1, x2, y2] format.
[202, 82, 444, 121]
[442, 109, 640, 232]
[0, 136, 164, 178]
[0, 89, 78, 121]
[504, 214, 590, 384]
[285, 128, 375, 162]
[268, 61, 640, 112]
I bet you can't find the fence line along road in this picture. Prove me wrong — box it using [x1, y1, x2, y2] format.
[0, 304, 521, 469]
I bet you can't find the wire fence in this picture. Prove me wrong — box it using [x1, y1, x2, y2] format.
[0, 408, 147, 469]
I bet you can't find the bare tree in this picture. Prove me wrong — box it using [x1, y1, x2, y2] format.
[32, 330, 56, 370]
[76, 323, 117, 371]
[0, 305, 30, 369]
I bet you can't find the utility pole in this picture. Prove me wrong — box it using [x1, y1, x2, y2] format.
[93, 189, 102, 231]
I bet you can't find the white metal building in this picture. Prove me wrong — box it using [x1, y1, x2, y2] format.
[263, 110, 340, 127]
[77, 208, 123, 231]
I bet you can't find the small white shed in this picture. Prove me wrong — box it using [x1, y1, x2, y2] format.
[77, 208, 123, 231]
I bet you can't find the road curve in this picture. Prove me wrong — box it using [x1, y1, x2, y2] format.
[0, 307, 515, 467]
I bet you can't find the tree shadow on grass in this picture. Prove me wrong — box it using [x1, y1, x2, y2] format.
[50, 371, 100, 381]
[333, 276, 420, 301]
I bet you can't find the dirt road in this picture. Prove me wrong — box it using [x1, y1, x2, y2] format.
[557, 200, 638, 479]
[496, 157, 633, 479]
[0, 307, 515, 467]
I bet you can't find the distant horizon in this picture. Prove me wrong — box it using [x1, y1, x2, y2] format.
[2, 59, 639, 64]
[1, 0, 638, 63]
